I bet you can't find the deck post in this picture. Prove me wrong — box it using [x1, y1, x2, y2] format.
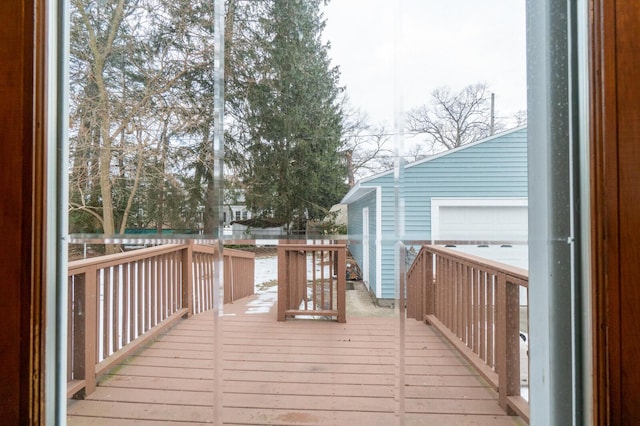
[505, 277, 522, 406]
[182, 241, 194, 317]
[337, 246, 346, 323]
[416, 249, 425, 320]
[277, 246, 287, 321]
[424, 249, 435, 317]
[81, 267, 98, 396]
[496, 272, 520, 413]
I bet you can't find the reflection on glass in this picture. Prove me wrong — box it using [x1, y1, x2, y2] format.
[64, 0, 528, 424]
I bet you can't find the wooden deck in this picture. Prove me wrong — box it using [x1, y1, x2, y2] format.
[67, 292, 524, 425]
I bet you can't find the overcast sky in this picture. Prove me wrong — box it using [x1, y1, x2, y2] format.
[321, 0, 527, 129]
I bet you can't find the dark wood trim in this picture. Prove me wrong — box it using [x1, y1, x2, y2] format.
[591, 0, 640, 424]
[31, 0, 48, 420]
[0, 0, 47, 423]
[590, 0, 615, 423]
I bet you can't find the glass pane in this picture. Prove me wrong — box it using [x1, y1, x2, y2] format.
[66, 0, 224, 423]
[63, 0, 528, 423]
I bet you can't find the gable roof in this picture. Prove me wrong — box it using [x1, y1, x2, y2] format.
[341, 126, 527, 204]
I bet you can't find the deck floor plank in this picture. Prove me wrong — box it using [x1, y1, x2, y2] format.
[67, 293, 524, 425]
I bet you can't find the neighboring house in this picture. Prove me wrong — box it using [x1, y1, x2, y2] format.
[224, 205, 252, 227]
[222, 189, 288, 237]
[341, 126, 528, 303]
[222, 188, 252, 228]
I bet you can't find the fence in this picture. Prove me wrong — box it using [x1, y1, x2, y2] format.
[406, 245, 529, 423]
[66, 242, 254, 398]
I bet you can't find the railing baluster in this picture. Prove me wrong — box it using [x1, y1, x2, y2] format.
[152, 257, 158, 327]
[205, 252, 210, 311]
[337, 247, 346, 323]
[102, 268, 111, 359]
[333, 250, 337, 311]
[488, 274, 495, 368]
[203, 252, 208, 312]
[182, 242, 193, 316]
[144, 258, 151, 331]
[157, 254, 163, 318]
[480, 272, 487, 362]
[448, 258, 454, 329]
[112, 266, 120, 353]
[192, 253, 199, 314]
[310, 250, 316, 311]
[136, 259, 143, 337]
[68, 276, 74, 381]
[449, 258, 455, 329]
[122, 264, 129, 348]
[171, 251, 177, 312]
[443, 258, 448, 325]
[472, 269, 477, 355]
[425, 251, 434, 317]
[462, 264, 469, 345]
[157, 254, 164, 320]
[166, 254, 171, 315]
[438, 257, 443, 318]
[195, 253, 201, 313]
[456, 262, 462, 338]
[321, 250, 326, 311]
[209, 250, 214, 310]
[164, 253, 170, 316]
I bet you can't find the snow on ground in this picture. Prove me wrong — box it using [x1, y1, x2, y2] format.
[255, 256, 279, 286]
[249, 255, 334, 316]
[245, 256, 278, 314]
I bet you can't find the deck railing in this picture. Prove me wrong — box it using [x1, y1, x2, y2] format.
[66, 242, 254, 399]
[223, 248, 256, 304]
[277, 243, 346, 322]
[406, 245, 529, 423]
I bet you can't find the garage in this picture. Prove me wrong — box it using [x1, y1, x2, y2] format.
[342, 127, 528, 299]
[432, 199, 528, 242]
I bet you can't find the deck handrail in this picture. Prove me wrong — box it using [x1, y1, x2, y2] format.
[277, 243, 346, 323]
[66, 242, 254, 399]
[406, 244, 529, 423]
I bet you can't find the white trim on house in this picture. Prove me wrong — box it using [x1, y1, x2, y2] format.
[362, 207, 370, 289]
[341, 182, 376, 205]
[375, 187, 382, 299]
[431, 197, 528, 242]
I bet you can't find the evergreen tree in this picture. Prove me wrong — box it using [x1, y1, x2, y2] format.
[242, 0, 347, 231]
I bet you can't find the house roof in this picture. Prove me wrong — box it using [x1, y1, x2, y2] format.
[341, 126, 527, 205]
[341, 183, 377, 204]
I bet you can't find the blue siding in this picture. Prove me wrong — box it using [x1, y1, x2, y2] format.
[343, 127, 528, 300]
[347, 191, 378, 296]
[380, 244, 396, 299]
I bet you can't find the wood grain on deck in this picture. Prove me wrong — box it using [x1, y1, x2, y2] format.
[67, 293, 524, 425]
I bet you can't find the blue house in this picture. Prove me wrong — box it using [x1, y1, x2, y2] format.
[341, 127, 528, 303]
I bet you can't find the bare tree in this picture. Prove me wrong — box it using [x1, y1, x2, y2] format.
[512, 109, 528, 127]
[340, 106, 392, 186]
[69, 0, 212, 252]
[404, 143, 430, 163]
[406, 82, 502, 152]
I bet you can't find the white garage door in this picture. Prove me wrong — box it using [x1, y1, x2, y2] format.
[437, 205, 528, 241]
